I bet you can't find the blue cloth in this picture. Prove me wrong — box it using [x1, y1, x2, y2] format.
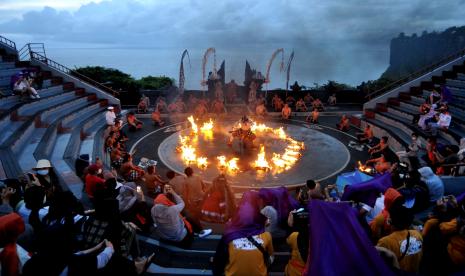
[304, 200, 395, 276]
[441, 86, 453, 103]
[341, 173, 392, 207]
[335, 170, 373, 193]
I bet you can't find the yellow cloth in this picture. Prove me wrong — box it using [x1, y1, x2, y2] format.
[439, 219, 465, 265]
[285, 232, 306, 276]
[377, 230, 423, 273]
[225, 232, 273, 276]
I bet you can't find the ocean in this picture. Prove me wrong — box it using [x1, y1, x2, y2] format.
[43, 46, 388, 90]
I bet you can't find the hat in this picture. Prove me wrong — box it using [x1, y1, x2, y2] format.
[33, 159, 52, 170]
[107, 106, 114, 110]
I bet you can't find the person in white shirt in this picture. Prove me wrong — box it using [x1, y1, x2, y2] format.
[13, 75, 40, 99]
[428, 105, 451, 135]
[105, 106, 116, 126]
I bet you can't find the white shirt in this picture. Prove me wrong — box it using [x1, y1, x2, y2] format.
[105, 111, 116, 125]
[438, 113, 451, 128]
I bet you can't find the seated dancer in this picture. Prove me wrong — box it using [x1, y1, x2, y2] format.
[356, 124, 374, 144]
[295, 98, 307, 112]
[175, 98, 186, 113]
[228, 116, 256, 148]
[151, 108, 165, 126]
[286, 95, 296, 107]
[201, 173, 236, 223]
[156, 97, 168, 113]
[306, 108, 319, 124]
[167, 101, 178, 113]
[127, 112, 143, 132]
[194, 101, 208, 119]
[303, 93, 314, 105]
[255, 102, 267, 118]
[187, 94, 198, 111]
[211, 98, 225, 115]
[312, 98, 324, 111]
[120, 154, 145, 181]
[336, 114, 350, 131]
[327, 93, 337, 105]
[282, 104, 292, 120]
[137, 99, 148, 113]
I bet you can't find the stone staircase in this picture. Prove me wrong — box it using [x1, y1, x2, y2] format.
[362, 60, 465, 151]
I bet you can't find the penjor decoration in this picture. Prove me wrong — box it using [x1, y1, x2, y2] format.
[200, 48, 217, 88]
[285, 50, 295, 93]
[178, 49, 191, 95]
[264, 48, 285, 84]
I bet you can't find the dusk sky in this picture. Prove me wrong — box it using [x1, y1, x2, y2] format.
[1, 0, 464, 87]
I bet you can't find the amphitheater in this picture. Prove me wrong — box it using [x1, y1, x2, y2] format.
[1, 35, 465, 275]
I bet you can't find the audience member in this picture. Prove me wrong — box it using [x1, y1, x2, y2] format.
[201, 173, 235, 223]
[105, 106, 117, 126]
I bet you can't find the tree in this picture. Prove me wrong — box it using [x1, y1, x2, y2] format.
[137, 76, 174, 90]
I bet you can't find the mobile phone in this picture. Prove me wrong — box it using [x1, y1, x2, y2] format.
[136, 186, 142, 193]
[295, 208, 305, 213]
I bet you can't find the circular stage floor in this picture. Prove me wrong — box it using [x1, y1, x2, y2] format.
[129, 117, 366, 189]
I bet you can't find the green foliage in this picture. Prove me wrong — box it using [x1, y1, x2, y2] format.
[357, 77, 395, 94]
[321, 80, 354, 92]
[73, 66, 138, 91]
[137, 76, 174, 90]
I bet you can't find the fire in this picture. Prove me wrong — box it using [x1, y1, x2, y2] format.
[358, 161, 372, 173]
[187, 116, 198, 134]
[200, 119, 214, 132]
[180, 144, 197, 164]
[196, 156, 208, 169]
[273, 127, 287, 139]
[271, 153, 287, 169]
[254, 145, 270, 170]
[251, 122, 272, 132]
[217, 156, 240, 173]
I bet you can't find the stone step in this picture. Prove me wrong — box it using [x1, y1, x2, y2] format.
[0, 67, 27, 78]
[39, 96, 90, 126]
[17, 91, 78, 116]
[61, 103, 105, 129]
[457, 73, 465, 81]
[0, 121, 23, 145]
[18, 128, 47, 171]
[446, 78, 465, 89]
[0, 85, 64, 110]
[0, 62, 16, 70]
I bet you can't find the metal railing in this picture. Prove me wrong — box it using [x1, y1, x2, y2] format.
[28, 51, 120, 97]
[0, 35, 16, 50]
[19, 43, 46, 61]
[365, 46, 465, 101]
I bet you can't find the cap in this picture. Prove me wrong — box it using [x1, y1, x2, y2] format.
[107, 106, 114, 110]
[33, 159, 52, 170]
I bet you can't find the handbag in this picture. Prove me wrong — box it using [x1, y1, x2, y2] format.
[247, 236, 272, 270]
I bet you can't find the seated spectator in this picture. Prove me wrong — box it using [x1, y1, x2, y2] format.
[201, 173, 236, 223]
[85, 165, 105, 201]
[418, 103, 436, 130]
[15, 185, 48, 231]
[370, 188, 405, 242]
[255, 102, 267, 118]
[396, 171, 430, 212]
[327, 93, 337, 105]
[435, 145, 460, 175]
[151, 108, 165, 127]
[306, 108, 319, 124]
[127, 112, 143, 132]
[144, 165, 166, 197]
[422, 136, 439, 169]
[105, 106, 117, 126]
[13, 75, 39, 99]
[418, 166, 444, 202]
[166, 170, 186, 198]
[282, 104, 292, 120]
[0, 213, 26, 276]
[151, 185, 211, 248]
[306, 179, 325, 200]
[323, 184, 341, 202]
[260, 204, 286, 239]
[336, 114, 350, 132]
[356, 124, 374, 144]
[120, 154, 145, 182]
[295, 98, 307, 112]
[427, 105, 451, 135]
[428, 89, 441, 105]
[285, 210, 309, 276]
[117, 182, 151, 231]
[215, 191, 274, 276]
[377, 205, 423, 274]
[396, 133, 421, 170]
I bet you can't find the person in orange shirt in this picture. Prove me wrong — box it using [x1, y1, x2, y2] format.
[377, 205, 423, 274]
[370, 188, 404, 242]
[285, 210, 309, 276]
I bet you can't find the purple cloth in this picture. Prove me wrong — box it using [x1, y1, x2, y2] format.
[223, 191, 266, 244]
[457, 191, 465, 204]
[258, 186, 299, 224]
[304, 200, 395, 276]
[341, 173, 392, 207]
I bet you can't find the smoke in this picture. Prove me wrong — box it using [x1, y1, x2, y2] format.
[1, 0, 464, 88]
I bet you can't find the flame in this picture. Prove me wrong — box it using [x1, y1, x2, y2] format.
[187, 116, 198, 134]
[227, 158, 240, 173]
[217, 156, 240, 173]
[196, 156, 208, 169]
[273, 127, 287, 139]
[217, 155, 227, 168]
[358, 161, 372, 173]
[251, 122, 272, 132]
[200, 119, 214, 132]
[180, 144, 197, 164]
[254, 145, 270, 170]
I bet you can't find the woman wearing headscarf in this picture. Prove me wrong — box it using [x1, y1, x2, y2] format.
[0, 213, 26, 276]
[31, 159, 61, 202]
[214, 191, 274, 276]
[370, 188, 405, 242]
[201, 173, 236, 223]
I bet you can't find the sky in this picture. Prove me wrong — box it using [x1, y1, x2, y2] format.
[0, 0, 464, 88]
